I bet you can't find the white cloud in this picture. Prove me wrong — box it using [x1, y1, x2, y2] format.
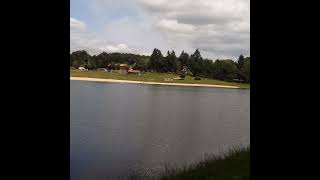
[70, 17, 86, 32]
[137, 0, 250, 58]
[70, 17, 133, 55]
[138, 0, 249, 25]
[100, 44, 132, 53]
[157, 19, 195, 33]
[102, 16, 170, 55]
[71, 0, 250, 59]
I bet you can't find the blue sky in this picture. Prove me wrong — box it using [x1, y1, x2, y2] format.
[71, 0, 140, 33]
[70, 0, 250, 59]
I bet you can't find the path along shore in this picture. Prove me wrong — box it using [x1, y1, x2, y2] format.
[70, 77, 240, 89]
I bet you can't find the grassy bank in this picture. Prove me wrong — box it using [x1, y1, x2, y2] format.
[70, 70, 250, 89]
[129, 147, 250, 180]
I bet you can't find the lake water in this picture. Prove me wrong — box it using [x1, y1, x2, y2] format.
[70, 80, 250, 180]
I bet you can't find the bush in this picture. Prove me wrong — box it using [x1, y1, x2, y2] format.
[180, 74, 186, 78]
[194, 77, 201, 80]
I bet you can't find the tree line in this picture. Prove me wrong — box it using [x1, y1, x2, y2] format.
[70, 48, 250, 83]
[70, 51, 149, 71]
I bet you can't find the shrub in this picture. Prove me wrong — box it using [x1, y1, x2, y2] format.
[194, 77, 201, 80]
[180, 74, 186, 78]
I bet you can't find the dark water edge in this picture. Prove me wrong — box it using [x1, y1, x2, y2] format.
[71, 81, 250, 180]
[102, 147, 250, 180]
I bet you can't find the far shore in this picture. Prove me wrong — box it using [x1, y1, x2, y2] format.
[70, 77, 241, 89]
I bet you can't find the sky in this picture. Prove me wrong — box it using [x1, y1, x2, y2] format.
[70, 0, 250, 59]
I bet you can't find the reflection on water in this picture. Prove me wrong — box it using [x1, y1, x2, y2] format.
[70, 81, 250, 180]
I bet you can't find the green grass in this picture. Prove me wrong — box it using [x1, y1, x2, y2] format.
[159, 147, 250, 180]
[70, 70, 250, 89]
[128, 147, 250, 180]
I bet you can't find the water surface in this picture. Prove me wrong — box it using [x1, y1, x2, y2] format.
[70, 81, 250, 179]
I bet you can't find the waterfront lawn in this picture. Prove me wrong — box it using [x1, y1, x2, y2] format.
[70, 70, 250, 88]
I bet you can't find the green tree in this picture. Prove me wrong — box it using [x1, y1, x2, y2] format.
[240, 57, 250, 82]
[70, 48, 250, 84]
[148, 48, 164, 72]
[212, 59, 238, 81]
[70, 50, 92, 68]
[190, 49, 203, 76]
[243, 60, 250, 82]
[178, 51, 189, 68]
[191, 49, 202, 62]
[202, 59, 214, 78]
[95, 52, 110, 68]
[165, 50, 178, 72]
[237, 54, 245, 69]
[135, 57, 149, 72]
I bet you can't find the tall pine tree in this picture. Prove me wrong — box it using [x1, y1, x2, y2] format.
[237, 54, 245, 69]
[149, 48, 164, 72]
[190, 49, 203, 76]
[165, 50, 178, 72]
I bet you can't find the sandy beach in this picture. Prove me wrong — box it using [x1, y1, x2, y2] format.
[70, 77, 240, 89]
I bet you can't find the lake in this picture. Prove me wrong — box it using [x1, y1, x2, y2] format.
[70, 80, 250, 180]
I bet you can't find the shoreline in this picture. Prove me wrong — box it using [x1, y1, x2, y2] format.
[70, 77, 241, 89]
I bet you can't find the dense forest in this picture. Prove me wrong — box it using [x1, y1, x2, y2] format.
[70, 48, 250, 83]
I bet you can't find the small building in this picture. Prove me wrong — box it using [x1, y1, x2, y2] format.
[181, 66, 188, 75]
[118, 64, 129, 74]
[119, 64, 129, 70]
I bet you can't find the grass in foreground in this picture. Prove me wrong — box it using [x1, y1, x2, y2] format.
[129, 147, 250, 180]
[70, 70, 250, 89]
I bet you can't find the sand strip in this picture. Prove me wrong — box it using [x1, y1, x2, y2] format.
[70, 77, 240, 89]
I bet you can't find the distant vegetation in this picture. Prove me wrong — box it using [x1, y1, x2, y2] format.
[70, 49, 250, 83]
[128, 147, 250, 180]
